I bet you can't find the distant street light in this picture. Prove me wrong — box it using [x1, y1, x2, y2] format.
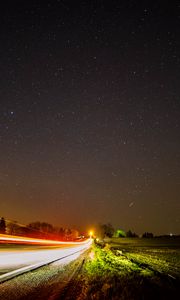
[89, 231, 93, 238]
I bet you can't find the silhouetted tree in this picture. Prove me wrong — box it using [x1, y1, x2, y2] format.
[58, 227, 65, 237]
[27, 222, 67, 240]
[142, 232, 154, 238]
[126, 230, 138, 237]
[100, 223, 114, 238]
[0, 217, 6, 234]
[28, 222, 54, 237]
[6, 221, 19, 235]
[28, 222, 41, 231]
[65, 228, 72, 240]
[41, 222, 54, 233]
[126, 230, 133, 237]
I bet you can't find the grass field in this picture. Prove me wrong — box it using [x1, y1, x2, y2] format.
[76, 237, 180, 299]
[109, 237, 180, 279]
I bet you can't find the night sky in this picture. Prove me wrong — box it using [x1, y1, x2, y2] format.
[0, 1, 180, 235]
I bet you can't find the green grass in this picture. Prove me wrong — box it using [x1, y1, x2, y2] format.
[79, 240, 180, 299]
[85, 243, 142, 276]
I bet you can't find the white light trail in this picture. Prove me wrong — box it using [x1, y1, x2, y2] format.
[0, 238, 92, 283]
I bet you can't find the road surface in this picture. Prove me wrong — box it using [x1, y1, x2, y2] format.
[0, 235, 92, 283]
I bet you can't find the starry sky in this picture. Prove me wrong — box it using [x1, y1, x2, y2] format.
[0, 0, 180, 235]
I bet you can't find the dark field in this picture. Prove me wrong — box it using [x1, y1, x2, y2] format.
[109, 237, 180, 280]
[75, 237, 180, 299]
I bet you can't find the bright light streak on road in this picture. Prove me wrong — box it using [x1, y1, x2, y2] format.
[0, 238, 92, 283]
[0, 242, 90, 268]
[0, 234, 88, 245]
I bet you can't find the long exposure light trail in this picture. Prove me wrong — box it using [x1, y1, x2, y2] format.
[0, 234, 88, 245]
[0, 241, 91, 269]
[0, 236, 92, 283]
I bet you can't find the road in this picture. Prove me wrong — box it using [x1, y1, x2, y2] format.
[0, 234, 92, 283]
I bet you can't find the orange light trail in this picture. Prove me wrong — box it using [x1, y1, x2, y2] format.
[0, 234, 88, 245]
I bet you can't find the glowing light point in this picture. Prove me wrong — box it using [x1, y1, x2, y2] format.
[89, 231, 93, 238]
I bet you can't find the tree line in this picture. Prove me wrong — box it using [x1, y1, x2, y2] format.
[0, 217, 157, 240]
[0, 217, 79, 240]
[98, 223, 154, 238]
[0, 217, 6, 233]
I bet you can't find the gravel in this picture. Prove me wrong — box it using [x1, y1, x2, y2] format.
[0, 251, 87, 300]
